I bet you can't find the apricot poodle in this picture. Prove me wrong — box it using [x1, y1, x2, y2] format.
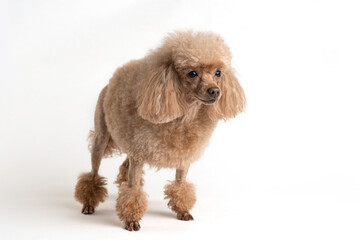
[75, 31, 246, 231]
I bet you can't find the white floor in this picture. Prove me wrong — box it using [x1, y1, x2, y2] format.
[1, 163, 360, 240]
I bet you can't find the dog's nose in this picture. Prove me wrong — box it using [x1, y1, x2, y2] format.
[207, 87, 220, 99]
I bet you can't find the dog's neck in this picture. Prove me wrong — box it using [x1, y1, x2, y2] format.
[179, 100, 200, 123]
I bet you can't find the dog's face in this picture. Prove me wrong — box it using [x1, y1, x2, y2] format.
[167, 32, 233, 106]
[136, 31, 246, 124]
[178, 65, 222, 105]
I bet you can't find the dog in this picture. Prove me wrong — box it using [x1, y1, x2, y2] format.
[75, 31, 246, 231]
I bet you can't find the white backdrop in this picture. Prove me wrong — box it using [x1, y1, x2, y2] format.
[1, 0, 360, 239]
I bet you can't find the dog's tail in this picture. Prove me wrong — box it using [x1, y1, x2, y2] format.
[88, 130, 120, 158]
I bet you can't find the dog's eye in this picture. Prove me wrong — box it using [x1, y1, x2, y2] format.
[188, 71, 198, 78]
[215, 70, 221, 77]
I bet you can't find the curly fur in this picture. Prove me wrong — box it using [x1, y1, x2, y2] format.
[116, 184, 148, 222]
[74, 172, 108, 212]
[164, 181, 196, 213]
[75, 31, 245, 230]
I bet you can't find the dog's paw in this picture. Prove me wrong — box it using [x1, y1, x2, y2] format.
[125, 220, 141, 231]
[177, 211, 194, 221]
[81, 204, 95, 215]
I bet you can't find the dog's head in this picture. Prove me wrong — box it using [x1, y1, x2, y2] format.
[136, 31, 246, 124]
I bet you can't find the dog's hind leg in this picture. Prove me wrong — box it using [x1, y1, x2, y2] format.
[115, 157, 145, 187]
[116, 158, 147, 231]
[164, 165, 196, 220]
[75, 86, 110, 214]
[115, 158, 129, 186]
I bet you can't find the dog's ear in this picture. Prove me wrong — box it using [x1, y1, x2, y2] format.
[209, 69, 246, 120]
[136, 64, 184, 124]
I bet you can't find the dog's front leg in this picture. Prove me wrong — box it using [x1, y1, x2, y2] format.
[164, 165, 196, 220]
[116, 157, 147, 231]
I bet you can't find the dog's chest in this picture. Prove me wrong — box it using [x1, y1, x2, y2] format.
[141, 117, 217, 168]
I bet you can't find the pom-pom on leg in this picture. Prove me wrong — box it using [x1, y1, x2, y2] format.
[74, 172, 108, 214]
[116, 184, 148, 231]
[164, 167, 196, 221]
[116, 158, 147, 231]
